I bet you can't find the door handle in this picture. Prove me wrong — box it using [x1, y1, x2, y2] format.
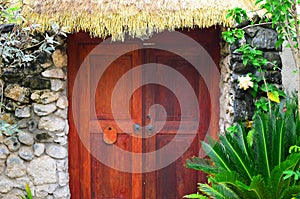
[146, 124, 154, 134]
[133, 123, 141, 134]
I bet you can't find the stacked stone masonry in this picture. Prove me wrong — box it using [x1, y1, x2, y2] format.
[223, 22, 283, 123]
[0, 37, 70, 199]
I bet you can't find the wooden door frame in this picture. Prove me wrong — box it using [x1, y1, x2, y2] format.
[67, 28, 221, 199]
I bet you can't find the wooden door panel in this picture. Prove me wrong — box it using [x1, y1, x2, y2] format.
[143, 48, 208, 199]
[88, 46, 143, 199]
[156, 135, 199, 199]
[91, 134, 132, 199]
[91, 54, 135, 120]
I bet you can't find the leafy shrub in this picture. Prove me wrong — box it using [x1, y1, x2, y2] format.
[185, 96, 300, 199]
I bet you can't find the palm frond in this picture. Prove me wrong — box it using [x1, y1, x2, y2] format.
[185, 157, 222, 175]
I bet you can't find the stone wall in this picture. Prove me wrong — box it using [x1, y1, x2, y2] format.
[221, 23, 283, 123]
[281, 41, 299, 93]
[219, 33, 235, 132]
[0, 37, 70, 198]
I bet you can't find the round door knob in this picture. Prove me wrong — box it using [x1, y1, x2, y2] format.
[133, 123, 141, 134]
[146, 124, 154, 134]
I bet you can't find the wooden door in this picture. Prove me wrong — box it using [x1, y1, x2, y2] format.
[68, 28, 220, 199]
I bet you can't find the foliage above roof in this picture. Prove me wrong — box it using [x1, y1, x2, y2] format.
[22, 0, 258, 41]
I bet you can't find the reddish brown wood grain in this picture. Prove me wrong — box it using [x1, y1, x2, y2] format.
[68, 28, 220, 199]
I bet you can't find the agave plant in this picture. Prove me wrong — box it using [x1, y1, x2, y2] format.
[185, 97, 300, 199]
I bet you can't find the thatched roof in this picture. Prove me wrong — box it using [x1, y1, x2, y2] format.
[22, 0, 257, 41]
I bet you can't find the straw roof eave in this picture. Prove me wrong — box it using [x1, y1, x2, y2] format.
[22, 0, 258, 41]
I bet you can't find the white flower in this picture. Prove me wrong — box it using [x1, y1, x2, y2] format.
[238, 74, 253, 90]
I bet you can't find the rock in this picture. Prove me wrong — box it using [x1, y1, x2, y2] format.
[56, 96, 68, 109]
[40, 91, 60, 104]
[232, 62, 254, 74]
[23, 63, 43, 75]
[0, 160, 5, 175]
[265, 70, 282, 84]
[30, 91, 40, 101]
[21, 76, 51, 90]
[4, 136, 20, 152]
[35, 132, 54, 143]
[54, 135, 68, 145]
[6, 154, 26, 178]
[53, 185, 70, 199]
[58, 172, 69, 186]
[17, 131, 34, 146]
[54, 109, 67, 119]
[31, 90, 59, 104]
[2, 188, 25, 199]
[27, 156, 57, 185]
[33, 103, 57, 116]
[0, 113, 15, 124]
[234, 98, 254, 121]
[39, 115, 65, 131]
[57, 159, 68, 171]
[0, 144, 9, 159]
[42, 69, 65, 79]
[17, 119, 29, 129]
[13, 176, 33, 190]
[51, 79, 65, 91]
[36, 184, 58, 197]
[15, 106, 31, 118]
[28, 119, 38, 132]
[33, 143, 45, 156]
[263, 51, 282, 69]
[244, 26, 259, 37]
[36, 51, 49, 64]
[4, 100, 19, 112]
[41, 62, 53, 68]
[4, 84, 30, 103]
[1, 68, 25, 84]
[251, 28, 278, 50]
[46, 144, 67, 159]
[0, 176, 13, 193]
[52, 49, 67, 68]
[18, 146, 34, 161]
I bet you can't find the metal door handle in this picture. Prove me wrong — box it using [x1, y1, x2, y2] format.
[133, 123, 141, 133]
[146, 124, 154, 134]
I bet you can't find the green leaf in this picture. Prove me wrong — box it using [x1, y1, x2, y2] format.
[289, 145, 300, 154]
[253, 115, 271, 178]
[198, 183, 226, 199]
[280, 185, 300, 199]
[25, 183, 32, 199]
[283, 170, 295, 180]
[183, 193, 208, 199]
[219, 134, 254, 181]
[276, 39, 284, 49]
[201, 141, 231, 172]
[185, 157, 221, 174]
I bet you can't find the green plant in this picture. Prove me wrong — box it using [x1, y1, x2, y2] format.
[255, 0, 300, 117]
[0, 1, 67, 68]
[185, 97, 300, 199]
[19, 183, 33, 199]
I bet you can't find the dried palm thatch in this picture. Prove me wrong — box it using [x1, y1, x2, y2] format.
[22, 0, 258, 41]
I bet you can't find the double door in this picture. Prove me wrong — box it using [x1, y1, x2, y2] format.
[68, 28, 220, 199]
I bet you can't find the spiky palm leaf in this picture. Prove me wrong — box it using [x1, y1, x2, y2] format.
[185, 96, 300, 199]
